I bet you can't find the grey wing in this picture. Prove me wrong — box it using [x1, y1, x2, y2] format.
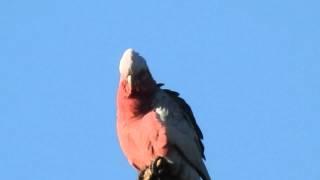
[163, 89, 205, 158]
[153, 88, 211, 180]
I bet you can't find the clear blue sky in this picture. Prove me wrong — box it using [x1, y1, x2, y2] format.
[1, 0, 319, 179]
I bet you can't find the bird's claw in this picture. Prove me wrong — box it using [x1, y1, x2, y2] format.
[151, 157, 169, 177]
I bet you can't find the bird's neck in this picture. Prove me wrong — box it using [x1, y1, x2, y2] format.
[117, 80, 157, 121]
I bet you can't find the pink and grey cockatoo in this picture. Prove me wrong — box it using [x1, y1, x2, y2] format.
[116, 49, 211, 180]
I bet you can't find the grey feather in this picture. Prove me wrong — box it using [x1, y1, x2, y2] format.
[152, 87, 211, 180]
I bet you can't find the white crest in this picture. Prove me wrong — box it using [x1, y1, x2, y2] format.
[119, 48, 148, 78]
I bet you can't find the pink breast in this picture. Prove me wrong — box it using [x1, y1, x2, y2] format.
[117, 111, 168, 170]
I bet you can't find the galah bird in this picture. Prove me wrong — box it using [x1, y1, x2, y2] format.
[116, 49, 211, 180]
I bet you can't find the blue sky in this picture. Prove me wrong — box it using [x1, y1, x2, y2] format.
[1, 0, 319, 179]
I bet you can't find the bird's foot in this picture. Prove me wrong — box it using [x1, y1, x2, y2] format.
[150, 157, 168, 176]
[138, 157, 171, 180]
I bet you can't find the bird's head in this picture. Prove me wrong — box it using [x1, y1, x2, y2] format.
[119, 48, 156, 97]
